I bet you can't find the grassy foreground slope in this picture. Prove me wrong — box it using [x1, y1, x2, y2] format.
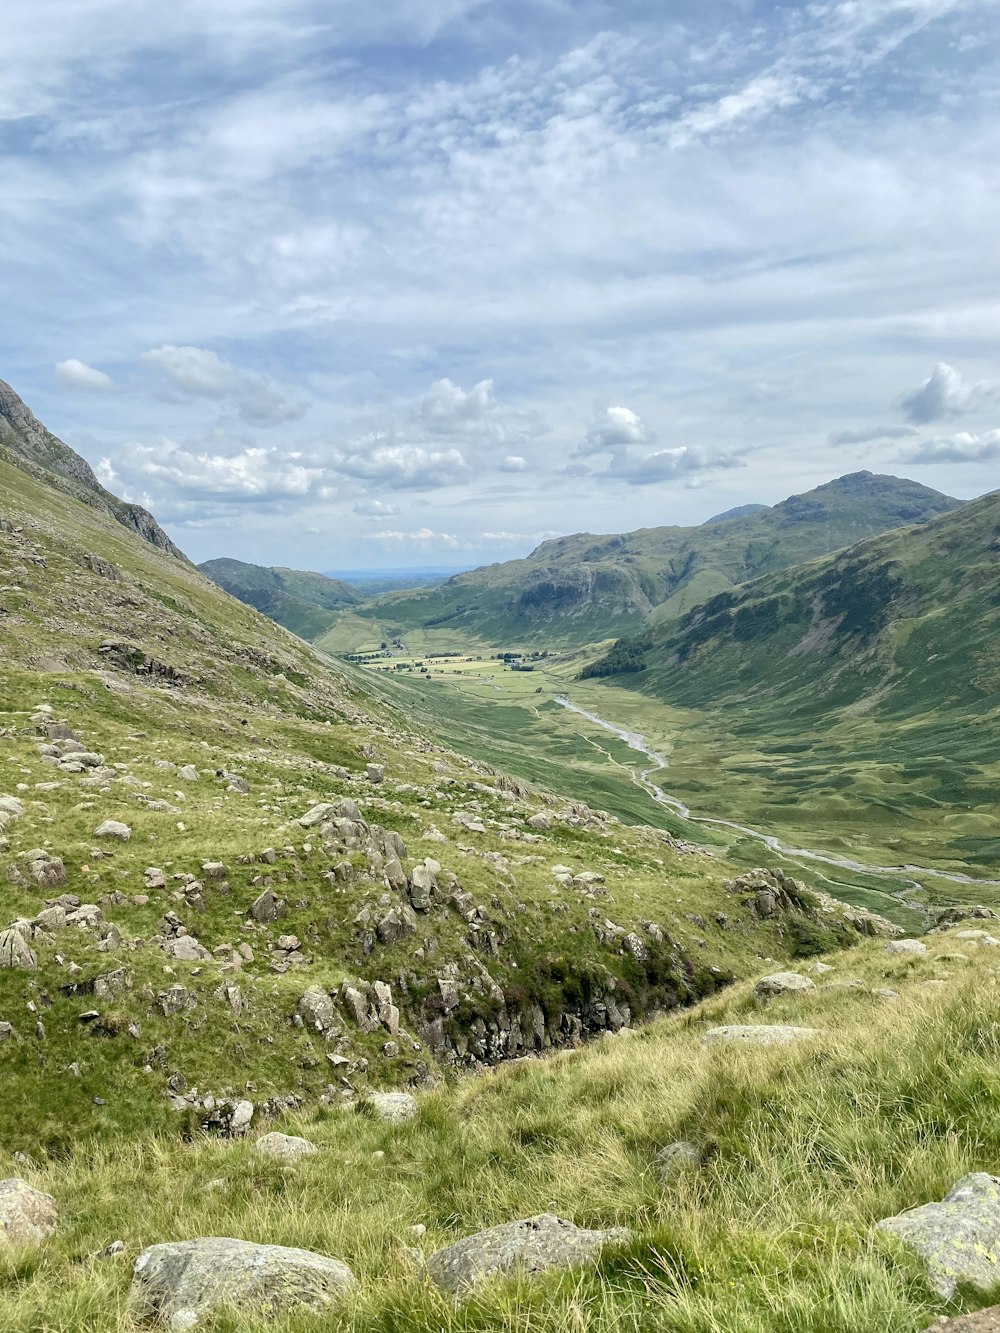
[5, 927, 1000, 1330]
[317, 472, 961, 653]
[199, 557, 362, 641]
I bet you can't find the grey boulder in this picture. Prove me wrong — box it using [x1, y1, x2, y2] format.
[0, 929, 37, 970]
[753, 972, 816, 1000]
[701, 1025, 819, 1046]
[362, 1092, 417, 1124]
[254, 1133, 318, 1162]
[426, 1214, 630, 1296]
[131, 1236, 356, 1327]
[0, 1178, 58, 1244]
[878, 1173, 1000, 1297]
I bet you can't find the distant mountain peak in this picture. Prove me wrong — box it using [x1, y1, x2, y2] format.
[0, 377, 186, 560]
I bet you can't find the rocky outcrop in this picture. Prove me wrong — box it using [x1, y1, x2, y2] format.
[0, 378, 186, 559]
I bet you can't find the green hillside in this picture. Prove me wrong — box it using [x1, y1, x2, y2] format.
[199, 557, 362, 640]
[579, 493, 1000, 886]
[317, 472, 961, 653]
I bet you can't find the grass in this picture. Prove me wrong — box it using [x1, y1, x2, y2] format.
[3, 927, 1000, 1330]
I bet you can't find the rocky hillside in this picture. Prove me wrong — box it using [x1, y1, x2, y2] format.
[0, 381, 896, 1158]
[316, 471, 962, 651]
[0, 379, 185, 560]
[199, 557, 362, 641]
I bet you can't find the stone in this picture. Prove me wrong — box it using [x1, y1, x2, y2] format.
[924, 1307, 1000, 1331]
[878, 1174, 1000, 1298]
[376, 905, 416, 945]
[0, 929, 36, 970]
[885, 938, 928, 956]
[95, 820, 132, 841]
[701, 1025, 820, 1046]
[254, 1133, 318, 1162]
[144, 868, 168, 890]
[177, 766, 199, 782]
[362, 1092, 418, 1124]
[366, 764, 385, 783]
[94, 968, 132, 1001]
[0, 796, 24, 818]
[298, 989, 339, 1034]
[753, 972, 817, 1000]
[20, 850, 67, 888]
[166, 936, 212, 962]
[130, 1237, 356, 1326]
[655, 1141, 702, 1180]
[953, 930, 1000, 947]
[426, 1214, 630, 1297]
[298, 804, 335, 828]
[249, 889, 282, 924]
[0, 1178, 58, 1244]
[201, 862, 227, 880]
[808, 961, 834, 975]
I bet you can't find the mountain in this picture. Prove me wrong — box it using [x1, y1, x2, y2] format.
[703, 502, 769, 524]
[0, 376, 868, 1153]
[0, 378, 186, 560]
[199, 556, 362, 640]
[325, 472, 962, 652]
[583, 493, 1000, 865]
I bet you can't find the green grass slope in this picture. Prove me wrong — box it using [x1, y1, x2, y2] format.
[0, 388, 878, 1160]
[5, 926, 1000, 1331]
[322, 472, 961, 652]
[199, 557, 362, 640]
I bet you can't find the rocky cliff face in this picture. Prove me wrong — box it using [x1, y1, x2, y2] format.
[0, 378, 187, 561]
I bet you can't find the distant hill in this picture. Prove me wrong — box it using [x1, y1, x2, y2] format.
[703, 502, 769, 525]
[0, 378, 186, 559]
[586, 490, 1000, 764]
[332, 472, 963, 649]
[199, 557, 362, 640]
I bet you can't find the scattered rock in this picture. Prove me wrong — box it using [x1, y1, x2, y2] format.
[95, 820, 132, 841]
[0, 929, 36, 970]
[130, 1237, 356, 1327]
[426, 1214, 630, 1296]
[655, 1141, 702, 1180]
[924, 1307, 1000, 1331]
[0, 1178, 58, 1244]
[362, 1092, 418, 1124]
[701, 1025, 820, 1046]
[885, 938, 927, 956]
[753, 972, 816, 1000]
[254, 1133, 318, 1163]
[878, 1174, 1000, 1298]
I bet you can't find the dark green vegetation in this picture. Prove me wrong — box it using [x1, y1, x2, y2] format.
[316, 472, 961, 652]
[199, 557, 362, 640]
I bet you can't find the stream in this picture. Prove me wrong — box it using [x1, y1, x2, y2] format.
[554, 695, 1000, 894]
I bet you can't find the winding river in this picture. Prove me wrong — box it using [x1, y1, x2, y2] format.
[554, 695, 1000, 893]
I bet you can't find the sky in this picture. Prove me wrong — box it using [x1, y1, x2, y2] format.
[2, 0, 999, 570]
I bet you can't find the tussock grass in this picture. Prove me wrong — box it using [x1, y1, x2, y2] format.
[4, 933, 1000, 1330]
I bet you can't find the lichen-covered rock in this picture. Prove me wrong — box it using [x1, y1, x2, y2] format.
[655, 1141, 702, 1180]
[0, 1178, 58, 1243]
[701, 1025, 819, 1046]
[298, 988, 339, 1034]
[426, 1214, 630, 1296]
[95, 820, 132, 841]
[362, 1092, 417, 1124]
[753, 972, 816, 1000]
[878, 1173, 1000, 1297]
[0, 929, 37, 970]
[885, 938, 927, 956]
[254, 1133, 318, 1162]
[130, 1237, 356, 1326]
[924, 1305, 1000, 1331]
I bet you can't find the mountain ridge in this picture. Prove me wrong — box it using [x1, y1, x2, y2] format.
[0, 378, 187, 560]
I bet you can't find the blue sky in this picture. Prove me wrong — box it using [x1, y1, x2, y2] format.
[2, 0, 998, 567]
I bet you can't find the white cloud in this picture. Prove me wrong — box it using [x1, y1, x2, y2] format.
[579, 406, 654, 456]
[608, 445, 746, 485]
[141, 345, 304, 426]
[905, 429, 1000, 463]
[353, 499, 400, 518]
[901, 362, 991, 424]
[500, 455, 527, 471]
[55, 358, 113, 391]
[828, 424, 919, 445]
[121, 438, 322, 500]
[368, 527, 463, 548]
[331, 442, 468, 489]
